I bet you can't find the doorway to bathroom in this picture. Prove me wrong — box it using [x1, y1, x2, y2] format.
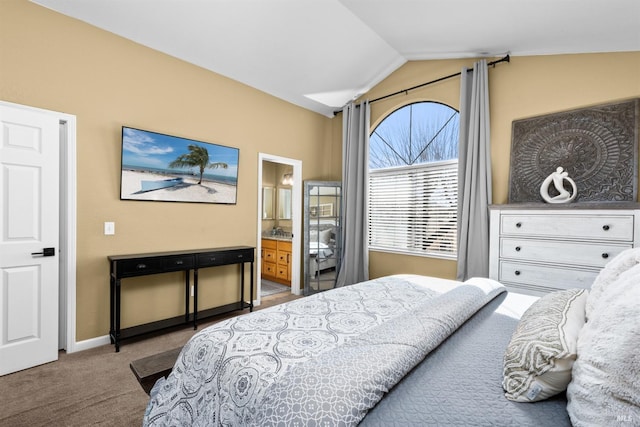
[257, 153, 302, 305]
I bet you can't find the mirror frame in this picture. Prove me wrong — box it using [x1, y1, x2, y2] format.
[303, 180, 342, 296]
[262, 187, 274, 219]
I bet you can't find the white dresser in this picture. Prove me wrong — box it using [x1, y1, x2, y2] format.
[489, 205, 640, 296]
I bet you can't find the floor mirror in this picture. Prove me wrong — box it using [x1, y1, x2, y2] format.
[303, 181, 342, 296]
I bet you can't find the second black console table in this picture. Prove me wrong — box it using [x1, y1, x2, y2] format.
[109, 246, 254, 352]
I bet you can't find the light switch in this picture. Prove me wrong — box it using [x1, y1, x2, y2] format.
[104, 222, 115, 235]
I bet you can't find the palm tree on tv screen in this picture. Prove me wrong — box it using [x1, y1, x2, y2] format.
[169, 144, 228, 184]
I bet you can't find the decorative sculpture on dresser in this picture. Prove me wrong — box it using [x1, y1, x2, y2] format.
[540, 167, 577, 204]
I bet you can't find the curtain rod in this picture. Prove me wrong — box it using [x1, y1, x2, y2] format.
[333, 54, 510, 116]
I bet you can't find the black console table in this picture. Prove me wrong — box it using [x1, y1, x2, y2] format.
[109, 246, 254, 352]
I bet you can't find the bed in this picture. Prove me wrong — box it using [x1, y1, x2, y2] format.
[143, 251, 640, 426]
[309, 242, 336, 276]
[308, 223, 338, 276]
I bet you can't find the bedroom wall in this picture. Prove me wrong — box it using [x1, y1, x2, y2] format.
[2, 0, 638, 343]
[0, 0, 341, 342]
[363, 52, 640, 280]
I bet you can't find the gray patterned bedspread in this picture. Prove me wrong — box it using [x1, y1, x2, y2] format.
[143, 275, 504, 426]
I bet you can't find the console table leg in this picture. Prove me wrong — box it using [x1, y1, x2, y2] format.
[250, 261, 254, 312]
[240, 264, 245, 310]
[109, 275, 115, 344]
[193, 269, 198, 330]
[185, 271, 190, 323]
[115, 279, 121, 352]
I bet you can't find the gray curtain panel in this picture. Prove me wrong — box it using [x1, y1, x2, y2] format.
[336, 101, 370, 287]
[456, 60, 492, 281]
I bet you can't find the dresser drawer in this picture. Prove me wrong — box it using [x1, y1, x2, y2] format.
[500, 237, 630, 268]
[262, 239, 277, 250]
[277, 240, 292, 251]
[499, 260, 598, 290]
[263, 248, 277, 262]
[500, 214, 634, 241]
[118, 258, 164, 277]
[276, 265, 290, 280]
[263, 261, 277, 277]
[162, 255, 195, 272]
[277, 251, 290, 265]
[197, 248, 254, 267]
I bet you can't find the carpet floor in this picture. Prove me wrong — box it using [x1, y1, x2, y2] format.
[0, 292, 300, 427]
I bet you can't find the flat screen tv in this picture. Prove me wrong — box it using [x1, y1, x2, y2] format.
[120, 126, 239, 204]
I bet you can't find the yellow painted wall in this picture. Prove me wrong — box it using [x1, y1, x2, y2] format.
[364, 53, 640, 280]
[2, 0, 639, 343]
[0, 0, 341, 341]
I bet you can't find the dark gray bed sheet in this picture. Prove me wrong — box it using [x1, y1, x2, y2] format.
[360, 293, 572, 426]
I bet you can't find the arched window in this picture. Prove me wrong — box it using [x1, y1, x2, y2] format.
[369, 102, 459, 258]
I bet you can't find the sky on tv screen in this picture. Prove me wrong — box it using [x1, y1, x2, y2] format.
[122, 127, 239, 179]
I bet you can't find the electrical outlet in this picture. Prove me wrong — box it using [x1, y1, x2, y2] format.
[104, 222, 115, 235]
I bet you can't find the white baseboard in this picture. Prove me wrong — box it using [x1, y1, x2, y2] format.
[69, 334, 111, 353]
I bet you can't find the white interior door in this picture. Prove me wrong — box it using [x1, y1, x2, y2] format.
[0, 104, 60, 376]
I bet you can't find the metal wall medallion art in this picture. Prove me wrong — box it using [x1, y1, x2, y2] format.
[508, 98, 639, 203]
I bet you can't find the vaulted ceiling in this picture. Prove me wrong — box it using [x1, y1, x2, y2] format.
[32, 0, 640, 117]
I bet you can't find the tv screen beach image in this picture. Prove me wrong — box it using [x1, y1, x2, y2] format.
[120, 127, 239, 204]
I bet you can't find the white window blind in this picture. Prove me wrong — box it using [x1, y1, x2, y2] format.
[368, 159, 458, 258]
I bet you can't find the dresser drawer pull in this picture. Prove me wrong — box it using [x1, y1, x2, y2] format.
[515, 270, 521, 276]
[602, 225, 610, 231]
[209, 257, 216, 262]
[136, 263, 147, 270]
[602, 253, 609, 259]
[237, 254, 244, 259]
[515, 246, 521, 252]
[516, 222, 522, 228]
[175, 260, 183, 265]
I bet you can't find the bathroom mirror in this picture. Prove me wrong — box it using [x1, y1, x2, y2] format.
[262, 187, 274, 219]
[278, 188, 292, 220]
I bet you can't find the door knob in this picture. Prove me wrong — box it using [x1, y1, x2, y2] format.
[31, 247, 55, 257]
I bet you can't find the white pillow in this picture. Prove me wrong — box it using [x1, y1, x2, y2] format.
[585, 247, 640, 320]
[503, 288, 588, 402]
[319, 228, 332, 245]
[567, 264, 640, 426]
